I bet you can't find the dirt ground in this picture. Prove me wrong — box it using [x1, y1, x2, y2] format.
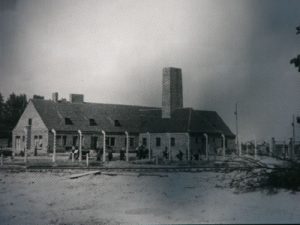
[0, 168, 300, 224]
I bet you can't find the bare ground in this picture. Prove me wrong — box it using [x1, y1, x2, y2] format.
[0, 168, 300, 224]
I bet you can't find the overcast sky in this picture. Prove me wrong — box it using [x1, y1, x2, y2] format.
[1, 0, 300, 141]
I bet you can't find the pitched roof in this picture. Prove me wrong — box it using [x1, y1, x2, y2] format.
[140, 108, 235, 137]
[31, 99, 235, 137]
[31, 99, 160, 133]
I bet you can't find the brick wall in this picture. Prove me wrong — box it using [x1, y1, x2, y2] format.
[139, 132, 236, 160]
[48, 132, 139, 153]
[139, 133, 189, 160]
[162, 67, 183, 118]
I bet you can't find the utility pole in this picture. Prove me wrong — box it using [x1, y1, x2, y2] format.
[292, 114, 296, 160]
[234, 103, 239, 155]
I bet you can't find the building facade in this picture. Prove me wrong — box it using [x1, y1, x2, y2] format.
[12, 67, 235, 159]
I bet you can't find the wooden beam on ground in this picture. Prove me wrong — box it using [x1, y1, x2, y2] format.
[69, 170, 101, 179]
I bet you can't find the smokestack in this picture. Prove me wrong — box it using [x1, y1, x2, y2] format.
[69, 94, 84, 103]
[162, 67, 183, 118]
[52, 92, 58, 102]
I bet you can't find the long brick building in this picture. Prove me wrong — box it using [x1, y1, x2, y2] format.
[12, 67, 235, 160]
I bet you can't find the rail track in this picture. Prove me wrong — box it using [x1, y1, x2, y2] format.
[0, 164, 270, 173]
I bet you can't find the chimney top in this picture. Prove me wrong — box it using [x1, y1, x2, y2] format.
[52, 92, 58, 102]
[69, 94, 84, 103]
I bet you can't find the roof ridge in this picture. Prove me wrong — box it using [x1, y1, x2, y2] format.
[31, 98, 159, 109]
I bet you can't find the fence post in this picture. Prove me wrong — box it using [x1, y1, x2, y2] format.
[71, 152, 74, 162]
[51, 129, 56, 163]
[78, 130, 82, 162]
[204, 133, 208, 160]
[0, 154, 3, 166]
[167, 133, 171, 161]
[101, 130, 106, 162]
[221, 134, 225, 160]
[125, 131, 129, 162]
[239, 139, 242, 156]
[86, 153, 89, 167]
[147, 132, 151, 160]
[24, 127, 28, 164]
[254, 137, 257, 159]
[186, 133, 190, 161]
[269, 138, 274, 157]
[282, 141, 286, 159]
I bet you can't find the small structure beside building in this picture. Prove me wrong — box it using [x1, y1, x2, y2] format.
[12, 67, 235, 160]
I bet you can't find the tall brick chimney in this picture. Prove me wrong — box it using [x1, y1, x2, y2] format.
[162, 67, 183, 118]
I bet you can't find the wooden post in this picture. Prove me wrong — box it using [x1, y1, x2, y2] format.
[51, 129, 56, 163]
[78, 130, 82, 162]
[221, 134, 225, 160]
[147, 132, 151, 160]
[71, 152, 74, 162]
[125, 131, 129, 162]
[101, 130, 106, 162]
[204, 133, 208, 160]
[0, 154, 3, 166]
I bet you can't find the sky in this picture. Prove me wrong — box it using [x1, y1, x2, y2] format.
[1, 0, 300, 141]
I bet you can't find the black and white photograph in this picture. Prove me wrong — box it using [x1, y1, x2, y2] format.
[1, 0, 300, 224]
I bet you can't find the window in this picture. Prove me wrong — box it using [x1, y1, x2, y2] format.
[22, 136, 25, 142]
[63, 136, 67, 146]
[65, 118, 73, 125]
[106, 137, 115, 146]
[89, 118, 97, 126]
[114, 120, 121, 127]
[28, 118, 32, 126]
[56, 136, 62, 146]
[156, 137, 161, 147]
[142, 138, 147, 146]
[130, 137, 134, 147]
[171, 137, 175, 146]
[110, 137, 115, 146]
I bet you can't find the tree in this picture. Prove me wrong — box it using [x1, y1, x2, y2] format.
[3, 93, 28, 131]
[290, 26, 300, 72]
